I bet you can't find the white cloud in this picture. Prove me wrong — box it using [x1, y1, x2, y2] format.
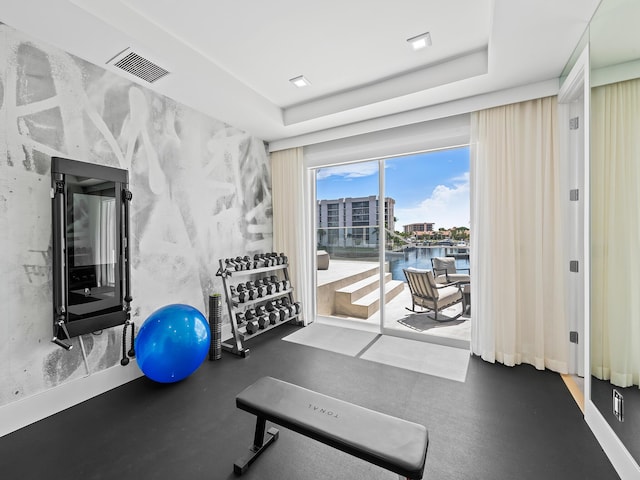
[394, 172, 470, 230]
[317, 163, 378, 180]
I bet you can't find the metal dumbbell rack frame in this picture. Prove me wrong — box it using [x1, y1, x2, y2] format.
[216, 256, 302, 357]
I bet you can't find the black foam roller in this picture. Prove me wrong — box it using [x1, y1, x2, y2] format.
[208, 293, 222, 361]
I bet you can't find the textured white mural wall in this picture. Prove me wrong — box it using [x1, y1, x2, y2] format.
[0, 24, 272, 406]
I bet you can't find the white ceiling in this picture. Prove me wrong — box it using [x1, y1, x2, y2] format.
[0, 0, 600, 146]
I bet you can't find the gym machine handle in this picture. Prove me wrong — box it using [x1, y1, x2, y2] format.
[51, 319, 73, 350]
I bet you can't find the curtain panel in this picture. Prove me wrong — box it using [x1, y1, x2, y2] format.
[591, 78, 640, 387]
[271, 147, 313, 325]
[470, 96, 568, 373]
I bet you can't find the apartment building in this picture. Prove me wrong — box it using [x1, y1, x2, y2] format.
[403, 222, 435, 237]
[317, 196, 395, 246]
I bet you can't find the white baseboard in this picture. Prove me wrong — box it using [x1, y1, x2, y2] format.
[0, 363, 143, 438]
[1, 322, 233, 438]
[585, 401, 640, 479]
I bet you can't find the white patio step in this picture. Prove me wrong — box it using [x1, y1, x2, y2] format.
[334, 272, 392, 304]
[335, 279, 405, 319]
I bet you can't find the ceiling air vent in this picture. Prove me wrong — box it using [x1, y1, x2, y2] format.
[109, 49, 169, 83]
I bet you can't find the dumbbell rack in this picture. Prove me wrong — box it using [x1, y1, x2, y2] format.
[216, 254, 302, 357]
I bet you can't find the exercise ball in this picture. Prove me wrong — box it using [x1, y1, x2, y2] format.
[135, 304, 210, 383]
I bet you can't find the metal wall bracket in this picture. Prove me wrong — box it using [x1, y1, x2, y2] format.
[613, 390, 624, 422]
[569, 117, 580, 130]
[569, 189, 579, 201]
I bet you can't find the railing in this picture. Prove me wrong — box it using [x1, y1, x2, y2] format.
[316, 226, 415, 260]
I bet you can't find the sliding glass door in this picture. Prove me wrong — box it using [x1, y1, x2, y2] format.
[315, 161, 382, 332]
[313, 146, 471, 345]
[381, 148, 471, 347]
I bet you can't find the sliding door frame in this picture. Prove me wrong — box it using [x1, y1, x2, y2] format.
[310, 147, 471, 344]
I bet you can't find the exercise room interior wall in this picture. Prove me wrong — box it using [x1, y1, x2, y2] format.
[0, 23, 273, 410]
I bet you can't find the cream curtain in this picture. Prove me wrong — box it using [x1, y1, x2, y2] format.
[591, 78, 640, 387]
[271, 147, 313, 324]
[470, 96, 568, 372]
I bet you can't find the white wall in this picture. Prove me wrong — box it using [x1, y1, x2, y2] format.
[0, 23, 272, 435]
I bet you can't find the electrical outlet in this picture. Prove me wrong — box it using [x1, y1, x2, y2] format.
[613, 390, 624, 422]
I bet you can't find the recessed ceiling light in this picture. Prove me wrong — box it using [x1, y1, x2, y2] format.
[407, 32, 432, 51]
[289, 75, 311, 88]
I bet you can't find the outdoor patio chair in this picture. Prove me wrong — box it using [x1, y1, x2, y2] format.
[431, 256, 470, 285]
[402, 267, 464, 321]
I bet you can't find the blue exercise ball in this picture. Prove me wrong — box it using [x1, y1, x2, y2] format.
[135, 304, 210, 383]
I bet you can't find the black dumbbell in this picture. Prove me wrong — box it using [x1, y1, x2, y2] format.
[268, 311, 278, 324]
[257, 315, 268, 329]
[264, 300, 276, 312]
[263, 280, 274, 295]
[235, 312, 246, 325]
[247, 288, 258, 300]
[277, 307, 288, 322]
[281, 280, 289, 291]
[286, 304, 295, 317]
[255, 305, 267, 317]
[255, 282, 267, 297]
[293, 302, 301, 315]
[238, 290, 249, 303]
[230, 285, 238, 296]
[245, 309, 256, 320]
[236, 283, 246, 293]
[245, 320, 259, 334]
[279, 253, 288, 264]
[237, 257, 247, 270]
[227, 258, 242, 271]
[279, 298, 292, 316]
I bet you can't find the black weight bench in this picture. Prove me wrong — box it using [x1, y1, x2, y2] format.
[234, 376, 429, 479]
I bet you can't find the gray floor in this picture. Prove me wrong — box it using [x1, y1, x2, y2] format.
[0, 323, 620, 480]
[284, 323, 470, 382]
[282, 322, 379, 356]
[360, 335, 470, 382]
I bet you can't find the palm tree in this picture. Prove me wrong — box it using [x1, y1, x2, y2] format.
[317, 229, 326, 247]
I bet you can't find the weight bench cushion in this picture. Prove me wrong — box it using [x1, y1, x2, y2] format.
[236, 376, 428, 479]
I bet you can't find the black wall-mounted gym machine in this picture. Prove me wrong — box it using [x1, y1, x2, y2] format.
[50, 157, 133, 354]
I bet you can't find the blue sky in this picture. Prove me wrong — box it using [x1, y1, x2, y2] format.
[316, 146, 470, 230]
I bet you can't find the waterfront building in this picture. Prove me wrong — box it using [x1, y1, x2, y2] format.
[317, 196, 395, 247]
[403, 222, 435, 238]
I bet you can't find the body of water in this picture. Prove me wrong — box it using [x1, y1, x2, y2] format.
[387, 247, 470, 281]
